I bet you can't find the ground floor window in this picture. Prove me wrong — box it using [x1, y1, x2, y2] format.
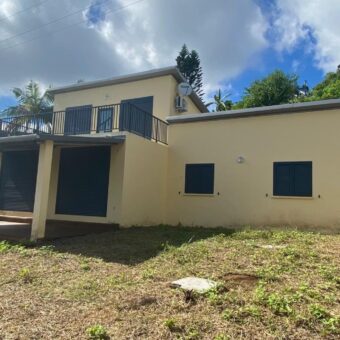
[185, 163, 214, 194]
[273, 161, 312, 197]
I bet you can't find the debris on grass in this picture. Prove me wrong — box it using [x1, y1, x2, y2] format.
[170, 277, 218, 293]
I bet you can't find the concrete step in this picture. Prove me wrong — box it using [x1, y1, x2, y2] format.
[0, 215, 32, 224]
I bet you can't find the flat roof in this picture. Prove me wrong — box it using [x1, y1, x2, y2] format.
[47, 66, 207, 113]
[167, 98, 340, 124]
[0, 134, 126, 150]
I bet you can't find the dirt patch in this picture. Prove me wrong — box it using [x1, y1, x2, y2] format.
[220, 273, 259, 288]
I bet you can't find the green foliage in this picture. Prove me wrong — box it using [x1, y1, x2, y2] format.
[19, 268, 33, 283]
[0, 241, 14, 253]
[176, 44, 204, 99]
[309, 67, 340, 100]
[207, 89, 232, 112]
[164, 318, 177, 331]
[235, 70, 298, 108]
[1, 81, 53, 117]
[86, 325, 109, 340]
[267, 293, 293, 315]
[309, 304, 330, 320]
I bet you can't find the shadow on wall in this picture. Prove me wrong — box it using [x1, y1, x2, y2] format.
[44, 225, 235, 265]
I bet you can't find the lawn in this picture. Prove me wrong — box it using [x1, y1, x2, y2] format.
[0, 226, 339, 339]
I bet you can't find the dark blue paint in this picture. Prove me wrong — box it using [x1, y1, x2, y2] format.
[273, 161, 312, 197]
[0, 150, 39, 212]
[64, 105, 92, 135]
[185, 164, 215, 194]
[120, 96, 153, 138]
[56, 146, 110, 217]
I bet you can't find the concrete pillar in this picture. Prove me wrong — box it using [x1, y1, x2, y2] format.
[31, 140, 54, 241]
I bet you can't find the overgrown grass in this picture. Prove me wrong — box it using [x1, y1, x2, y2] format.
[0, 226, 339, 339]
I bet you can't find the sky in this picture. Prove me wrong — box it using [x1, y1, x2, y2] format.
[0, 0, 339, 111]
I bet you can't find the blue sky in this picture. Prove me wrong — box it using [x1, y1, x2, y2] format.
[0, 0, 338, 111]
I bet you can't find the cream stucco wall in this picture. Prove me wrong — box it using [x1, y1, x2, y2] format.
[53, 75, 202, 122]
[166, 108, 340, 232]
[119, 133, 168, 226]
[44, 133, 167, 226]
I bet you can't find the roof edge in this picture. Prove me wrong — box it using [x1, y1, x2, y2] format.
[47, 66, 207, 113]
[167, 98, 340, 124]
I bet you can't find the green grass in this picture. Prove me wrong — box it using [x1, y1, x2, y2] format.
[0, 226, 339, 339]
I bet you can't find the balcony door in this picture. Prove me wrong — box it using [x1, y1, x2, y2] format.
[64, 105, 92, 135]
[120, 96, 153, 138]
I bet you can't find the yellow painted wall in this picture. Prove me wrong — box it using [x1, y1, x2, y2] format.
[166, 108, 340, 232]
[45, 133, 167, 227]
[53, 75, 202, 122]
[119, 133, 168, 226]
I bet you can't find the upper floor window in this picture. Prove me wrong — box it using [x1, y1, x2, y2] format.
[273, 161, 312, 197]
[185, 163, 215, 194]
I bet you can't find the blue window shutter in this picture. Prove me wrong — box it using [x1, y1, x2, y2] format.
[273, 161, 312, 197]
[185, 164, 214, 194]
[273, 163, 294, 196]
[294, 162, 312, 196]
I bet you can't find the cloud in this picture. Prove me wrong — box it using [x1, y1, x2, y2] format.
[0, 0, 268, 98]
[270, 0, 340, 73]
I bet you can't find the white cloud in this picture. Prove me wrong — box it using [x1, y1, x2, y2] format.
[0, 0, 268, 98]
[272, 0, 340, 73]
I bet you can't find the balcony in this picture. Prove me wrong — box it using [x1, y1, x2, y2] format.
[0, 103, 168, 144]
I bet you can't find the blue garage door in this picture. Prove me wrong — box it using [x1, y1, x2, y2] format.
[56, 146, 110, 217]
[0, 150, 39, 212]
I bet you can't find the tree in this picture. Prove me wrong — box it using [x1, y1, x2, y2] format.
[235, 70, 298, 108]
[9, 81, 53, 115]
[176, 44, 204, 99]
[207, 89, 232, 111]
[309, 66, 340, 100]
[1, 81, 54, 134]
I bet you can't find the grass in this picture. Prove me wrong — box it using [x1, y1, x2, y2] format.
[0, 226, 339, 339]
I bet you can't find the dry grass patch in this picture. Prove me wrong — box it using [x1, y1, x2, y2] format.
[0, 226, 339, 339]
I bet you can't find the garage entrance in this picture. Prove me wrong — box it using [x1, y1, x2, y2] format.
[0, 150, 39, 212]
[55, 146, 110, 217]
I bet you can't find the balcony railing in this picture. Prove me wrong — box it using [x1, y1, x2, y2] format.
[0, 103, 168, 144]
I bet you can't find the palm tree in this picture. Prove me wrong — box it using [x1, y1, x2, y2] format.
[1, 81, 54, 134]
[207, 89, 233, 112]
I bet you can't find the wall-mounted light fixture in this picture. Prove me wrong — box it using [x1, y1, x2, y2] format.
[236, 156, 245, 164]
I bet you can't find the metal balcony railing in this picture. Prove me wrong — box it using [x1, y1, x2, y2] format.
[0, 103, 168, 144]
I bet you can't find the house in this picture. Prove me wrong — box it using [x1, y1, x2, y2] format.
[0, 66, 340, 241]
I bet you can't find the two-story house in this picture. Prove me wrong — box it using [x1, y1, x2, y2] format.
[1, 66, 340, 241]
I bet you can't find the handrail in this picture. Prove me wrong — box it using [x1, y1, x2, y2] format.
[0, 103, 168, 144]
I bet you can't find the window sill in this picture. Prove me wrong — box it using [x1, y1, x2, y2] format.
[183, 193, 215, 197]
[271, 195, 314, 200]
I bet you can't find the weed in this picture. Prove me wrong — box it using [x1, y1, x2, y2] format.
[222, 309, 234, 321]
[19, 268, 33, 284]
[164, 318, 177, 331]
[267, 293, 293, 315]
[86, 325, 109, 340]
[214, 335, 230, 340]
[80, 261, 91, 271]
[309, 304, 330, 320]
